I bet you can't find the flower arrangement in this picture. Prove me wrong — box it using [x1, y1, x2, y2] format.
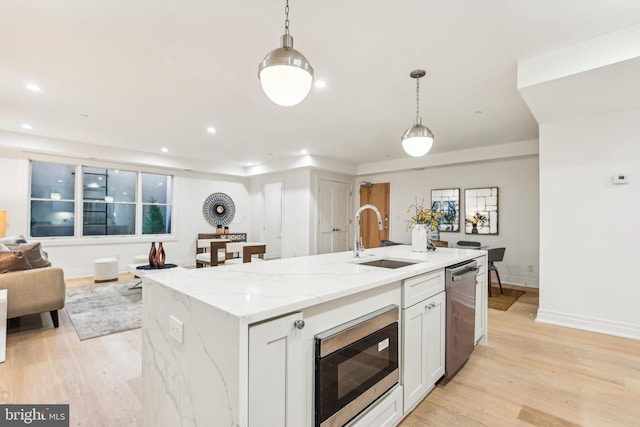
[406, 198, 442, 231]
[466, 211, 488, 228]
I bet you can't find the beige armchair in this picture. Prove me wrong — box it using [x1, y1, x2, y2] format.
[0, 267, 66, 327]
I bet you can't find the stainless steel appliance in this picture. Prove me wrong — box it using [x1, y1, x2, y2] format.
[315, 305, 399, 427]
[445, 260, 478, 379]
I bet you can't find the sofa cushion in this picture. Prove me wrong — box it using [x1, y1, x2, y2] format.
[0, 250, 33, 274]
[11, 242, 51, 268]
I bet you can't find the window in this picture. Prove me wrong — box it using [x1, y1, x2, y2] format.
[30, 161, 76, 237]
[142, 173, 172, 235]
[82, 167, 136, 236]
[29, 160, 173, 238]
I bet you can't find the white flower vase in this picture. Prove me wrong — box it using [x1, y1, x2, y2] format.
[411, 224, 429, 252]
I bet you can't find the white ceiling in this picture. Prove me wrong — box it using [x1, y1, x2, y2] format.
[1, 0, 639, 175]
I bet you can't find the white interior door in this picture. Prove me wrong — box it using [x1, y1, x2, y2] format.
[263, 182, 282, 259]
[317, 179, 351, 254]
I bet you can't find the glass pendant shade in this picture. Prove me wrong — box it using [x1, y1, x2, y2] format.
[259, 34, 314, 107]
[401, 122, 434, 157]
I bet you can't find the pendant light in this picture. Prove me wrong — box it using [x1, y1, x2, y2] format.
[258, 0, 314, 107]
[401, 70, 434, 157]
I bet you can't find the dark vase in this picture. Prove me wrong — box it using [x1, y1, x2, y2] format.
[471, 223, 478, 234]
[149, 242, 157, 267]
[155, 242, 166, 268]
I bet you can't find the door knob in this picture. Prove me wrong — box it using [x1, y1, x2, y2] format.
[293, 320, 305, 330]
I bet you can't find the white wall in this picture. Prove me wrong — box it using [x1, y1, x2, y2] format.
[537, 108, 640, 339]
[250, 168, 312, 259]
[0, 150, 252, 277]
[358, 156, 540, 287]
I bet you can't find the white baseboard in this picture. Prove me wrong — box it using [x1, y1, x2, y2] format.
[497, 274, 539, 288]
[536, 309, 640, 341]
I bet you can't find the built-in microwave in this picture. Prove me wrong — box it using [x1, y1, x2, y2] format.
[315, 305, 399, 427]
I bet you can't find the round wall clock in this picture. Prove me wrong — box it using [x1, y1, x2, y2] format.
[202, 192, 235, 226]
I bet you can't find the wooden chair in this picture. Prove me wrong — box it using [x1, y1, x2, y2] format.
[195, 240, 228, 267]
[243, 244, 266, 263]
[487, 247, 506, 297]
[226, 244, 266, 264]
[196, 233, 246, 267]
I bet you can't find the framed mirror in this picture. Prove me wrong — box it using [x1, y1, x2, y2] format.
[464, 187, 498, 235]
[431, 188, 460, 232]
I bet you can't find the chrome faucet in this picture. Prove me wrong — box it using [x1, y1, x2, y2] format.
[354, 204, 383, 257]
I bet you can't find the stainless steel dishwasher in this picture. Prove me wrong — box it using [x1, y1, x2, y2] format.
[445, 259, 479, 379]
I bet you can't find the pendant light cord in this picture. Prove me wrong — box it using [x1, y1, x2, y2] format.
[415, 77, 421, 124]
[284, 0, 290, 36]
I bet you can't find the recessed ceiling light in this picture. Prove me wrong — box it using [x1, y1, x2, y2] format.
[207, 127, 216, 134]
[314, 80, 327, 89]
[474, 110, 483, 114]
[57, 180, 63, 183]
[26, 83, 41, 92]
[301, 149, 308, 155]
[161, 147, 169, 153]
[247, 162, 254, 166]
[80, 113, 89, 118]
[21, 124, 32, 130]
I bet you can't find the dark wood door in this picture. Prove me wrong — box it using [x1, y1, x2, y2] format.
[359, 183, 390, 249]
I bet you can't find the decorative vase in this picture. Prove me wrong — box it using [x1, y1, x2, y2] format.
[431, 228, 440, 242]
[411, 224, 429, 252]
[148, 242, 157, 267]
[471, 223, 478, 234]
[155, 242, 166, 268]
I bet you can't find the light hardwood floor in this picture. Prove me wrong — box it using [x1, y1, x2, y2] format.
[1, 279, 639, 426]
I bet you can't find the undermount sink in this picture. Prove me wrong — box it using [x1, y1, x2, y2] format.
[355, 259, 418, 269]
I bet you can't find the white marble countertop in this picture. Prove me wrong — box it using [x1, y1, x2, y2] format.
[144, 246, 485, 324]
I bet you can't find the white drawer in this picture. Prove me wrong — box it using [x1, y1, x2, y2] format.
[346, 384, 403, 427]
[402, 269, 444, 308]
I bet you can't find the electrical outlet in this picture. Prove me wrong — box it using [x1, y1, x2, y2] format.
[169, 315, 184, 343]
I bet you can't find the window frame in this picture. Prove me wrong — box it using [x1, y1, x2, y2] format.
[28, 159, 174, 241]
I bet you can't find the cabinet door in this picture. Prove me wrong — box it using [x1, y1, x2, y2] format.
[402, 301, 429, 411]
[249, 312, 305, 427]
[425, 291, 446, 386]
[402, 291, 446, 412]
[474, 255, 487, 344]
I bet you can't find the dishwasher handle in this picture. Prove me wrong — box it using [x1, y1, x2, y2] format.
[451, 266, 478, 281]
[448, 261, 479, 281]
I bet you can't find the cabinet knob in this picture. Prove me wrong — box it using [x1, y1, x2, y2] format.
[426, 302, 436, 310]
[293, 320, 305, 330]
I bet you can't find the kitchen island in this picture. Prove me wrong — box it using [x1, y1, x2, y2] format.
[141, 245, 487, 427]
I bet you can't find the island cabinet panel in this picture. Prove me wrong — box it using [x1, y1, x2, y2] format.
[249, 312, 305, 427]
[474, 254, 488, 344]
[401, 290, 446, 412]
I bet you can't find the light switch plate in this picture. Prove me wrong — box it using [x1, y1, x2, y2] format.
[169, 315, 184, 343]
[613, 174, 629, 184]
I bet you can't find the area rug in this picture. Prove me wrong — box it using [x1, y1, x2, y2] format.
[488, 286, 525, 311]
[65, 279, 142, 340]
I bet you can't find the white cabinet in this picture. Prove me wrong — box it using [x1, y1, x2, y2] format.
[474, 255, 487, 344]
[401, 290, 446, 412]
[248, 312, 305, 427]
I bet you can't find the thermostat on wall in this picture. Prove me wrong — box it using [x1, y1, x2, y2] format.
[613, 174, 629, 184]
